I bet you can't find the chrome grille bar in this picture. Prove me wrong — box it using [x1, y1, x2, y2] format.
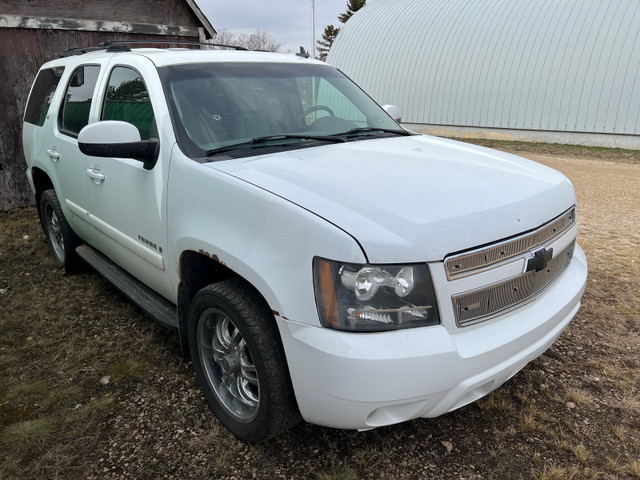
[452, 241, 575, 327]
[445, 207, 575, 280]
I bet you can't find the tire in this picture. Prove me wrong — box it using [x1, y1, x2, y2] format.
[39, 189, 81, 272]
[188, 278, 300, 442]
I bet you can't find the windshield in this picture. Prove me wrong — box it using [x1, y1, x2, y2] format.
[159, 62, 405, 160]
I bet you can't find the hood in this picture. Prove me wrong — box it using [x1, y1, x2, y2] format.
[209, 135, 576, 262]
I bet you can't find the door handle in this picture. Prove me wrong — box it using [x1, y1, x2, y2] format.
[86, 167, 105, 184]
[46, 147, 60, 162]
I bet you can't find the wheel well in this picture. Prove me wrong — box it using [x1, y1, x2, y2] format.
[32, 167, 54, 196]
[179, 250, 236, 298]
[176, 250, 274, 357]
[31, 168, 54, 223]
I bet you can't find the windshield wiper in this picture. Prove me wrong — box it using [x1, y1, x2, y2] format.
[342, 127, 412, 137]
[206, 134, 346, 157]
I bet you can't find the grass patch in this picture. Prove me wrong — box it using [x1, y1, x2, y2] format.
[478, 390, 515, 412]
[4, 381, 82, 409]
[1, 418, 56, 453]
[451, 137, 640, 163]
[564, 387, 595, 407]
[73, 395, 118, 421]
[4, 380, 54, 404]
[315, 463, 357, 480]
[531, 463, 579, 480]
[111, 358, 151, 381]
[570, 444, 591, 463]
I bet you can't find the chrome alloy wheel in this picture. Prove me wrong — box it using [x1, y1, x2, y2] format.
[197, 308, 260, 422]
[43, 203, 65, 262]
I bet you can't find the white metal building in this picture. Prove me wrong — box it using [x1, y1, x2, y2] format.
[327, 0, 640, 148]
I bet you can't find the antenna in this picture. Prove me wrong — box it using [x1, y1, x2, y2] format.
[296, 47, 310, 58]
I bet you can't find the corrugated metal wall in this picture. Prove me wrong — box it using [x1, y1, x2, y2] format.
[327, 0, 640, 135]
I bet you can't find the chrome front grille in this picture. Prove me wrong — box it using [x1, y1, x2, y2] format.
[445, 207, 575, 280]
[452, 241, 575, 327]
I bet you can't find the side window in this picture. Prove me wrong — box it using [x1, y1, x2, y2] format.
[59, 65, 101, 137]
[24, 67, 65, 126]
[102, 67, 155, 140]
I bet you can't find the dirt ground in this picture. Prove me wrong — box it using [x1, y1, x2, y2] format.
[1, 140, 639, 479]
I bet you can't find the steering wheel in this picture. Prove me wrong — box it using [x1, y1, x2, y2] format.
[302, 105, 335, 121]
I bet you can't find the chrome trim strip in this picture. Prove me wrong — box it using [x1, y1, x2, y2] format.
[445, 207, 575, 280]
[452, 241, 575, 327]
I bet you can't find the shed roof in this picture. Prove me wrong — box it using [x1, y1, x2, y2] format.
[0, 0, 216, 39]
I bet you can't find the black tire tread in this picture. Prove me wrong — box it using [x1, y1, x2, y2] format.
[189, 278, 300, 442]
[40, 189, 82, 273]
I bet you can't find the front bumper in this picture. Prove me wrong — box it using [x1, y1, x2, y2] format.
[276, 244, 587, 430]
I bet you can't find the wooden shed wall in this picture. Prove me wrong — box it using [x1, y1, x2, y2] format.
[0, 0, 209, 210]
[1, 0, 204, 31]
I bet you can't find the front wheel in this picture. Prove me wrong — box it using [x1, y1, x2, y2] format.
[39, 189, 81, 272]
[188, 279, 300, 442]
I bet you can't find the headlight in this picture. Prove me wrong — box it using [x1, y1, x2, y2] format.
[313, 258, 440, 332]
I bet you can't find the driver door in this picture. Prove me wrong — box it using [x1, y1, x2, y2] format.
[83, 60, 173, 301]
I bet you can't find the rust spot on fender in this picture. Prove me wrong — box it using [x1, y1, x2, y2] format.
[272, 310, 290, 321]
[198, 249, 222, 264]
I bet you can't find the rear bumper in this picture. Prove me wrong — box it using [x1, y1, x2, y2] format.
[277, 244, 587, 430]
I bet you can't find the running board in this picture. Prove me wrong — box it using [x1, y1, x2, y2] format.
[76, 245, 178, 330]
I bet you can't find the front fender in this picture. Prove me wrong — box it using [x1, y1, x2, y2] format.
[166, 149, 366, 326]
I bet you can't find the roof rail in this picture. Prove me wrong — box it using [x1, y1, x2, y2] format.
[58, 40, 247, 58]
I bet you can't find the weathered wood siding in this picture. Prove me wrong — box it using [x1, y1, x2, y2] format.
[0, 28, 193, 210]
[1, 0, 203, 31]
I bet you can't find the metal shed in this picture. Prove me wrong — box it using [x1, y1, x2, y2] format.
[327, 0, 640, 149]
[0, 0, 216, 210]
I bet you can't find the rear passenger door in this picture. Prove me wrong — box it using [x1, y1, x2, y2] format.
[82, 59, 173, 300]
[51, 63, 105, 242]
[23, 65, 65, 193]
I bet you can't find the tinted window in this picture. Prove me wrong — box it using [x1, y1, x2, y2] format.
[59, 65, 100, 137]
[24, 67, 64, 126]
[102, 67, 155, 140]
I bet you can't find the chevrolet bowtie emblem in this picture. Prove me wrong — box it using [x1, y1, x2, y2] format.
[526, 247, 553, 272]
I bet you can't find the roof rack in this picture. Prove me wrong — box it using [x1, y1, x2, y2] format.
[58, 40, 247, 58]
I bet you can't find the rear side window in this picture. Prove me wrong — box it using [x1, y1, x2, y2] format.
[24, 67, 64, 126]
[102, 67, 155, 140]
[59, 65, 101, 137]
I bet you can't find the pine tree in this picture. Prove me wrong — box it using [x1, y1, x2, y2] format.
[338, 0, 366, 24]
[316, 0, 366, 61]
[317, 25, 340, 61]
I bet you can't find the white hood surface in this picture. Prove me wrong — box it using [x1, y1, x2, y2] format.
[210, 135, 575, 263]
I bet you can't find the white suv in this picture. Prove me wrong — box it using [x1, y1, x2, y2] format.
[22, 43, 587, 442]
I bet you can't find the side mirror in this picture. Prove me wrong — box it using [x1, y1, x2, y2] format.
[78, 120, 159, 170]
[382, 105, 402, 123]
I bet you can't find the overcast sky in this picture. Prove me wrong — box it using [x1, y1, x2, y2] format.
[193, 0, 351, 56]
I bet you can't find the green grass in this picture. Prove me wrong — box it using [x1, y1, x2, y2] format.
[1, 418, 56, 453]
[111, 358, 151, 381]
